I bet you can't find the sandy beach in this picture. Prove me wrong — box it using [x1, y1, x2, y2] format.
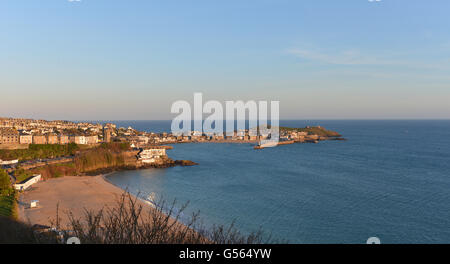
[18, 175, 153, 228]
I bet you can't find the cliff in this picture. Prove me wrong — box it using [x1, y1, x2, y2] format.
[28, 143, 197, 179]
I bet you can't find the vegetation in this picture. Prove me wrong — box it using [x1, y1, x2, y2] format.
[30, 143, 132, 179]
[31, 163, 77, 180]
[0, 169, 10, 191]
[0, 216, 59, 244]
[279, 126, 341, 137]
[98, 142, 131, 152]
[0, 195, 16, 218]
[0, 143, 79, 161]
[13, 168, 34, 183]
[0, 169, 16, 218]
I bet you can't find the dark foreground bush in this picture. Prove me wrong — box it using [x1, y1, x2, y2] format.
[0, 216, 60, 244]
[66, 192, 274, 244]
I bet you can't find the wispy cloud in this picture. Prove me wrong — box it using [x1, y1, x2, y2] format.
[286, 48, 398, 66]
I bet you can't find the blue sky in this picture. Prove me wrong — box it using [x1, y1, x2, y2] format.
[1, 0, 450, 120]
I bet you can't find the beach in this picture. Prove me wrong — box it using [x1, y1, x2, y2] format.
[18, 175, 155, 228]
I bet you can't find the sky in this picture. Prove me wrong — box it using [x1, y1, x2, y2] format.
[1, 0, 450, 120]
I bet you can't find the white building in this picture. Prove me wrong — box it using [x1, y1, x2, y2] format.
[14, 174, 42, 191]
[70, 135, 86, 145]
[0, 159, 19, 166]
[85, 135, 98, 145]
[138, 148, 167, 164]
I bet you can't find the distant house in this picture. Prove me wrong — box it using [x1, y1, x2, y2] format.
[0, 128, 19, 144]
[58, 134, 69, 144]
[297, 132, 308, 137]
[137, 147, 167, 164]
[19, 134, 33, 144]
[85, 135, 98, 145]
[33, 134, 47, 144]
[69, 135, 86, 145]
[46, 133, 58, 144]
[137, 136, 149, 144]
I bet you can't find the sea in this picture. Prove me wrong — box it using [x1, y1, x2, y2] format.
[97, 120, 450, 244]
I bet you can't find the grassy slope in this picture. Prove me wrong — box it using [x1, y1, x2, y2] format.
[0, 143, 79, 161]
[0, 193, 17, 218]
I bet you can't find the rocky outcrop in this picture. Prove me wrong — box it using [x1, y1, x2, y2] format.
[174, 160, 199, 166]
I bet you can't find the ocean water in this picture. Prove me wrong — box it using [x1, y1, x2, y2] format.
[105, 120, 450, 243]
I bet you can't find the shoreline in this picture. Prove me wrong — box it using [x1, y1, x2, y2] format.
[17, 174, 173, 229]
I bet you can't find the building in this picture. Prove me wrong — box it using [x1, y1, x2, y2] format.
[70, 135, 86, 145]
[0, 128, 19, 144]
[19, 134, 33, 144]
[103, 128, 112, 143]
[46, 133, 58, 144]
[85, 135, 98, 145]
[137, 147, 167, 164]
[0, 159, 19, 166]
[59, 134, 69, 144]
[14, 174, 42, 191]
[33, 135, 47, 144]
[104, 123, 116, 129]
[137, 136, 149, 144]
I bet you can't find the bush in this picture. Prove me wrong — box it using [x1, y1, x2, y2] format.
[66, 192, 274, 244]
[0, 169, 10, 191]
[99, 142, 131, 152]
[13, 168, 33, 184]
[0, 216, 60, 244]
[0, 170, 16, 218]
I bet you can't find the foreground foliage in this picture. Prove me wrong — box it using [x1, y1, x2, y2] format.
[65, 193, 271, 244]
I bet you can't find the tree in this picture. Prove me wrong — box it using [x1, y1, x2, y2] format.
[0, 169, 11, 191]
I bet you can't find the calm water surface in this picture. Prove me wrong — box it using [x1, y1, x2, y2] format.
[106, 120, 450, 243]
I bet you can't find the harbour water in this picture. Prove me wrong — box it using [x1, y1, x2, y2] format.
[106, 120, 450, 243]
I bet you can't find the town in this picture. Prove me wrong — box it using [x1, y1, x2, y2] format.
[0, 117, 343, 150]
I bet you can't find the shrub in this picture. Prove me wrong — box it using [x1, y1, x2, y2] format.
[66, 192, 274, 244]
[0, 169, 10, 191]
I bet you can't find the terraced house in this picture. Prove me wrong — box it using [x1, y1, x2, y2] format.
[46, 133, 58, 144]
[59, 134, 69, 144]
[0, 128, 19, 144]
[32, 134, 47, 144]
[19, 134, 33, 144]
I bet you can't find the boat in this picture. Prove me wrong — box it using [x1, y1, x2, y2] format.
[254, 140, 295, 149]
[254, 140, 279, 149]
